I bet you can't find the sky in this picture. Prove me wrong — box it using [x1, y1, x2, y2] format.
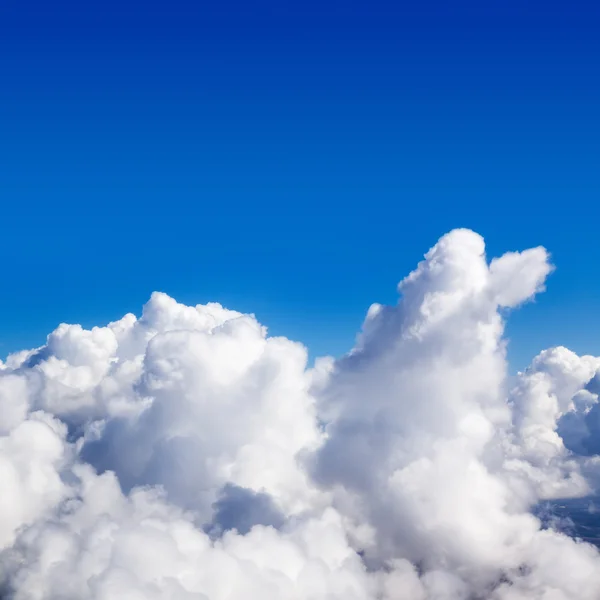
[4, 4, 600, 597]
[2, 0, 600, 371]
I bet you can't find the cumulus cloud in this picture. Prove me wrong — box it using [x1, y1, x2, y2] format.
[0, 229, 600, 598]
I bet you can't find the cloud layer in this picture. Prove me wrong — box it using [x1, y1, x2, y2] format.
[1, 229, 600, 599]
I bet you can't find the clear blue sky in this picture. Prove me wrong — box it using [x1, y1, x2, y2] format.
[1, 0, 599, 371]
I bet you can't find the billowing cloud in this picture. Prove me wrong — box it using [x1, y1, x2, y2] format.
[0, 229, 600, 598]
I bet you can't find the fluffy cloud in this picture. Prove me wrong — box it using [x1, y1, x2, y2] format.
[0, 229, 599, 599]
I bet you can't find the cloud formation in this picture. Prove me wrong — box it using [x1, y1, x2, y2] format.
[1, 229, 600, 598]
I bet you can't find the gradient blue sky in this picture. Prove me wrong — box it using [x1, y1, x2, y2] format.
[1, 0, 599, 370]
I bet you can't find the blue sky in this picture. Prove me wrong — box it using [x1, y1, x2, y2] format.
[1, 0, 599, 370]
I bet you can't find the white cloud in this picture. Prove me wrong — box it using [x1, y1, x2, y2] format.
[0, 229, 599, 598]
